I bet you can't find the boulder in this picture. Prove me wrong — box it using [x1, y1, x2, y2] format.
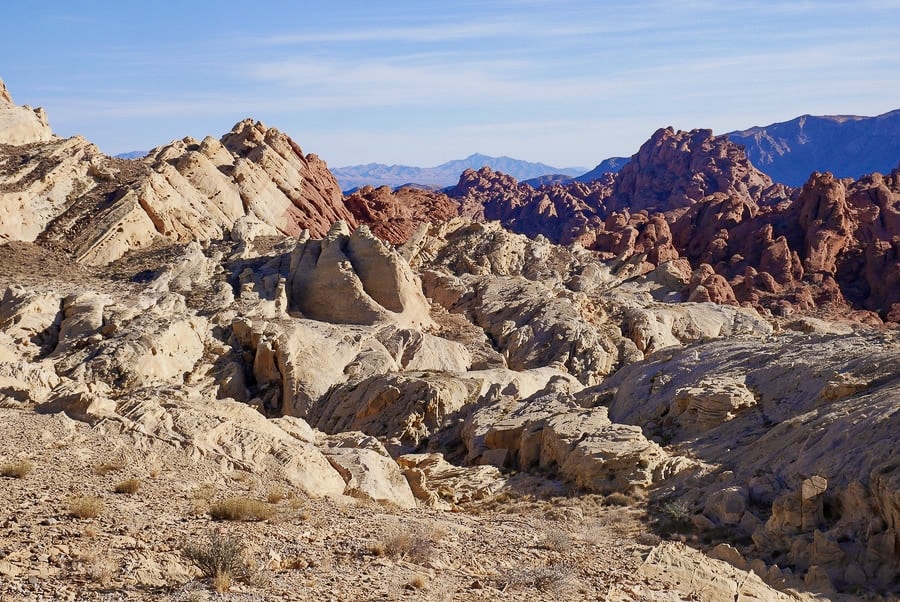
[318, 432, 417, 509]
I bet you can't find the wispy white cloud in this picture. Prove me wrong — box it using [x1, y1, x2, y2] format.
[258, 20, 520, 45]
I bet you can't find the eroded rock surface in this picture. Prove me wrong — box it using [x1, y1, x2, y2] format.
[1, 78, 897, 599]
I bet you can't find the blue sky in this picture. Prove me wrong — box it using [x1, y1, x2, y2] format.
[2, 1, 898, 168]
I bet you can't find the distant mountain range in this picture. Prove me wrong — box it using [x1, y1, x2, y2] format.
[726, 109, 900, 186]
[332, 153, 587, 191]
[116, 111, 900, 190]
[113, 150, 147, 160]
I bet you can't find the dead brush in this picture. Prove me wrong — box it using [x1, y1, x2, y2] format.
[181, 529, 248, 593]
[500, 561, 573, 593]
[604, 492, 634, 507]
[538, 527, 572, 552]
[372, 527, 439, 564]
[113, 478, 141, 494]
[0, 458, 33, 478]
[265, 487, 286, 504]
[93, 456, 127, 476]
[67, 495, 104, 519]
[208, 496, 275, 522]
[406, 573, 428, 590]
[74, 552, 116, 586]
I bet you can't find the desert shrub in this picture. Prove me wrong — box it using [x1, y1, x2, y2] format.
[501, 562, 572, 592]
[265, 487, 286, 504]
[539, 527, 572, 552]
[208, 497, 274, 521]
[1, 459, 33, 478]
[113, 478, 141, 494]
[93, 457, 127, 475]
[181, 530, 247, 592]
[68, 495, 104, 519]
[654, 499, 694, 537]
[78, 552, 115, 586]
[604, 492, 633, 507]
[376, 529, 436, 563]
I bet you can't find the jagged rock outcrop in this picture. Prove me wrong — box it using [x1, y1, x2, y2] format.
[609, 127, 781, 215]
[608, 541, 818, 601]
[102, 394, 350, 497]
[0, 77, 54, 145]
[460, 377, 684, 494]
[0, 113, 353, 264]
[397, 453, 506, 509]
[448, 166, 610, 247]
[311, 367, 580, 455]
[2, 77, 898, 598]
[317, 431, 417, 508]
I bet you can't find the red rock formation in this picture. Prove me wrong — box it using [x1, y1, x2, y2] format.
[687, 264, 738, 305]
[795, 172, 852, 274]
[447, 167, 611, 247]
[424, 128, 898, 323]
[609, 127, 781, 215]
[344, 185, 460, 244]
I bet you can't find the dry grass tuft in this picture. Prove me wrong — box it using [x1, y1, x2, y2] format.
[193, 483, 217, 500]
[77, 552, 115, 586]
[368, 541, 387, 557]
[1, 458, 33, 478]
[208, 497, 275, 522]
[230, 471, 256, 489]
[113, 478, 141, 494]
[406, 574, 428, 590]
[93, 456, 127, 475]
[501, 562, 573, 593]
[265, 487, 286, 504]
[604, 492, 634, 507]
[377, 529, 437, 564]
[213, 572, 232, 594]
[280, 556, 309, 571]
[67, 495, 104, 519]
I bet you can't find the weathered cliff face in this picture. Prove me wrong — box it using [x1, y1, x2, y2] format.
[448, 166, 612, 247]
[2, 209, 895, 598]
[589, 330, 900, 592]
[418, 128, 899, 323]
